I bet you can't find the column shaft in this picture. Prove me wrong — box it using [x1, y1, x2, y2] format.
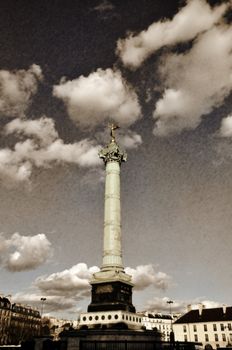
[101, 161, 123, 270]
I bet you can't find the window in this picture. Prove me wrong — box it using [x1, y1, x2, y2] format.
[220, 324, 224, 331]
[83, 316, 86, 321]
[194, 334, 198, 342]
[228, 323, 232, 331]
[183, 325, 187, 333]
[205, 334, 209, 342]
[101, 315, 105, 320]
[193, 325, 197, 332]
[114, 314, 118, 320]
[204, 324, 208, 332]
[222, 334, 226, 342]
[215, 334, 218, 341]
[95, 316, 99, 320]
[108, 315, 111, 320]
[89, 316, 92, 321]
[184, 335, 188, 342]
[213, 324, 217, 332]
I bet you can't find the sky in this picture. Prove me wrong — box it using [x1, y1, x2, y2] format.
[0, 0, 232, 320]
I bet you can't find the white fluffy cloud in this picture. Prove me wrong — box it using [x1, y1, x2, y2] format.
[35, 263, 99, 296]
[12, 263, 171, 314]
[145, 297, 222, 313]
[118, 130, 142, 149]
[219, 115, 232, 137]
[0, 233, 52, 271]
[12, 293, 82, 313]
[5, 117, 58, 146]
[53, 68, 141, 128]
[10, 263, 100, 313]
[117, 0, 228, 69]
[0, 117, 101, 184]
[93, 0, 114, 12]
[153, 25, 232, 136]
[35, 264, 170, 296]
[125, 264, 171, 291]
[0, 64, 42, 117]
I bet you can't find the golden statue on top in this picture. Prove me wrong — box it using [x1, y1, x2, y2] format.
[99, 123, 127, 164]
[109, 123, 119, 143]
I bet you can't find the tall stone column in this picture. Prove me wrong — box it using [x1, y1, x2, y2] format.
[101, 148, 124, 271]
[88, 125, 135, 313]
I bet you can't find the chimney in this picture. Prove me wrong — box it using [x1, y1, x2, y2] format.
[187, 304, 192, 312]
[199, 303, 205, 316]
[222, 304, 227, 315]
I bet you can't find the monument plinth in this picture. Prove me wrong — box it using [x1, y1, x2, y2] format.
[87, 125, 135, 314]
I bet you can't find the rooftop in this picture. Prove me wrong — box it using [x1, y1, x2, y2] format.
[174, 307, 232, 324]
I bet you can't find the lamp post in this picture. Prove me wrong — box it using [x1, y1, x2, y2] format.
[167, 300, 174, 345]
[40, 297, 46, 318]
[167, 300, 173, 330]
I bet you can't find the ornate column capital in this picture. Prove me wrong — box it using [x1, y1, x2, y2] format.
[99, 141, 127, 164]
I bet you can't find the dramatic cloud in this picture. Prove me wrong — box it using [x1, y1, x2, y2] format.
[93, 0, 114, 12]
[53, 68, 141, 128]
[12, 264, 99, 314]
[36, 264, 170, 296]
[153, 25, 232, 136]
[0, 233, 52, 271]
[0, 64, 42, 117]
[5, 117, 58, 146]
[35, 263, 99, 297]
[125, 264, 171, 291]
[219, 115, 232, 137]
[145, 297, 222, 313]
[117, 0, 228, 69]
[12, 293, 81, 313]
[118, 130, 142, 149]
[145, 297, 187, 313]
[10, 263, 172, 314]
[0, 117, 101, 184]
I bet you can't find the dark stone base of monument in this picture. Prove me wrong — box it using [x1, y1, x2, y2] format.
[58, 329, 199, 350]
[60, 328, 161, 350]
[88, 281, 136, 313]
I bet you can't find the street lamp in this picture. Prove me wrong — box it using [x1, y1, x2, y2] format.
[40, 297, 46, 318]
[167, 300, 174, 345]
[167, 300, 173, 329]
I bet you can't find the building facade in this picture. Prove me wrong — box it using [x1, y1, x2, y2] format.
[173, 305, 232, 349]
[0, 296, 41, 345]
[0, 297, 11, 345]
[140, 312, 173, 341]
